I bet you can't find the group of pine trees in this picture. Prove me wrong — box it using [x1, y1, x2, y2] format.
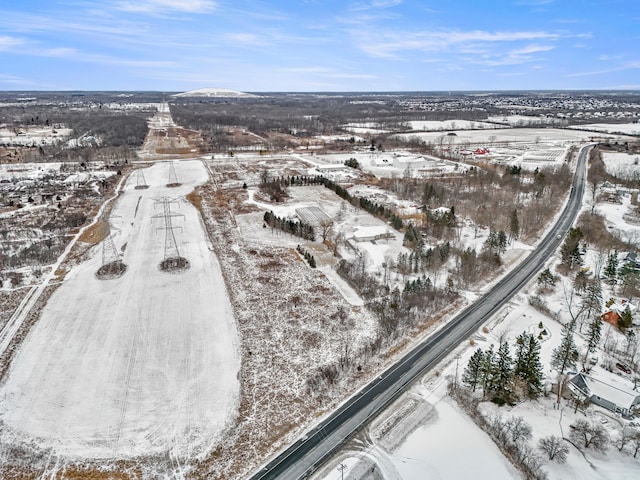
[463, 332, 545, 404]
[296, 244, 316, 268]
[263, 211, 315, 241]
[484, 230, 508, 255]
[396, 242, 451, 276]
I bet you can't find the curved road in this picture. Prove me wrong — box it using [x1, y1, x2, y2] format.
[251, 144, 591, 480]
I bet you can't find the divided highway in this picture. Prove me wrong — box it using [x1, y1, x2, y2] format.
[251, 144, 591, 480]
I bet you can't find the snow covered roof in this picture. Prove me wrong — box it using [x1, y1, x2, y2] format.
[63, 173, 91, 184]
[352, 225, 393, 240]
[603, 300, 637, 316]
[570, 371, 640, 410]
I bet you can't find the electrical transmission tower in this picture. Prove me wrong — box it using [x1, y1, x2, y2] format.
[152, 197, 189, 271]
[96, 210, 127, 279]
[134, 169, 149, 189]
[167, 161, 180, 187]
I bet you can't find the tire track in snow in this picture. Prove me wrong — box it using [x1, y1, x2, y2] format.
[113, 317, 140, 455]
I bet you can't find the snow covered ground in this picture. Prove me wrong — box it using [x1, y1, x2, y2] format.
[0, 160, 240, 460]
[317, 287, 640, 480]
[391, 398, 519, 480]
[568, 123, 640, 136]
[0, 125, 73, 146]
[595, 192, 640, 246]
[406, 119, 506, 131]
[315, 363, 520, 480]
[313, 143, 640, 480]
[397, 127, 596, 146]
[601, 151, 640, 180]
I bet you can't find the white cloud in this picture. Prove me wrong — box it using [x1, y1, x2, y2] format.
[33, 46, 177, 68]
[0, 35, 25, 49]
[115, 0, 216, 14]
[567, 61, 640, 77]
[371, 0, 402, 7]
[0, 14, 150, 40]
[280, 66, 377, 80]
[0, 73, 48, 87]
[508, 44, 554, 55]
[226, 33, 264, 46]
[598, 54, 622, 61]
[353, 29, 561, 59]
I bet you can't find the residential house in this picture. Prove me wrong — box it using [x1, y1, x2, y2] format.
[568, 371, 640, 417]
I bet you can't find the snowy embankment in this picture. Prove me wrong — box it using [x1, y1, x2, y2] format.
[0, 160, 240, 460]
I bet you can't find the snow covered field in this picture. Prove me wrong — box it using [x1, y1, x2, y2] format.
[391, 397, 519, 479]
[0, 160, 240, 460]
[397, 127, 596, 146]
[407, 119, 506, 131]
[0, 125, 73, 146]
[568, 123, 640, 136]
[315, 371, 520, 480]
[601, 151, 640, 180]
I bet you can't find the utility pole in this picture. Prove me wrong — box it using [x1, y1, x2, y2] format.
[338, 463, 346, 480]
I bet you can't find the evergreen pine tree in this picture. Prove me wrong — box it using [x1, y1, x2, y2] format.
[551, 321, 579, 374]
[579, 280, 602, 332]
[604, 249, 618, 283]
[492, 339, 514, 403]
[509, 208, 520, 242]
[538, 268, 556, 288]
[618, 305, 633, 330]
[463, 348, 485, 392]
[514, 332, 544, 398]
[560, 227, 584, 268]
[585, 316, 602, 356]
[480, 344, 496, 398]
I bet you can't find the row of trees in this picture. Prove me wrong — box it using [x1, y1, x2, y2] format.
[318, 177, 405, 230]
[296, 245, 317, 268]
[263, 211, 315, 241]
[449, 385, 548, 479]
[463, 332, 544, 404]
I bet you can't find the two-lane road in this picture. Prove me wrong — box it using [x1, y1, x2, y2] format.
[251, 144, 591, 480]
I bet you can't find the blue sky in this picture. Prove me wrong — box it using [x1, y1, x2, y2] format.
[0, 0, 638, 91]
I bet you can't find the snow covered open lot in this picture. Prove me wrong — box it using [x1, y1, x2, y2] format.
[0, 160, 239, 460]
[397, 127, 596, 146]
[568, 123, 640, 136]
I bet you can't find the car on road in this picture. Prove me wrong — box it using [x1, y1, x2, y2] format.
[616, 362, 632, 374]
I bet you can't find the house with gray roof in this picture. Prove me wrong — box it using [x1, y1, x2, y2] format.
[568, 371, 640, 417]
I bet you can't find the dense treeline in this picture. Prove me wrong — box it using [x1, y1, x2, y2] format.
[337, 255, 457, 339]
[169, 96, 490, 143]
[0, 105, 153, 147]
[263, 211, 315, 241]
[383, 163, 572, 242]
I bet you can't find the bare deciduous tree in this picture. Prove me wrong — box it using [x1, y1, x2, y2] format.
[569, 419, 610, 452]
[538, 435, 570, 463]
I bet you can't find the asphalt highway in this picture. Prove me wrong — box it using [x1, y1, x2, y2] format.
[250, 144, 591, 480]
